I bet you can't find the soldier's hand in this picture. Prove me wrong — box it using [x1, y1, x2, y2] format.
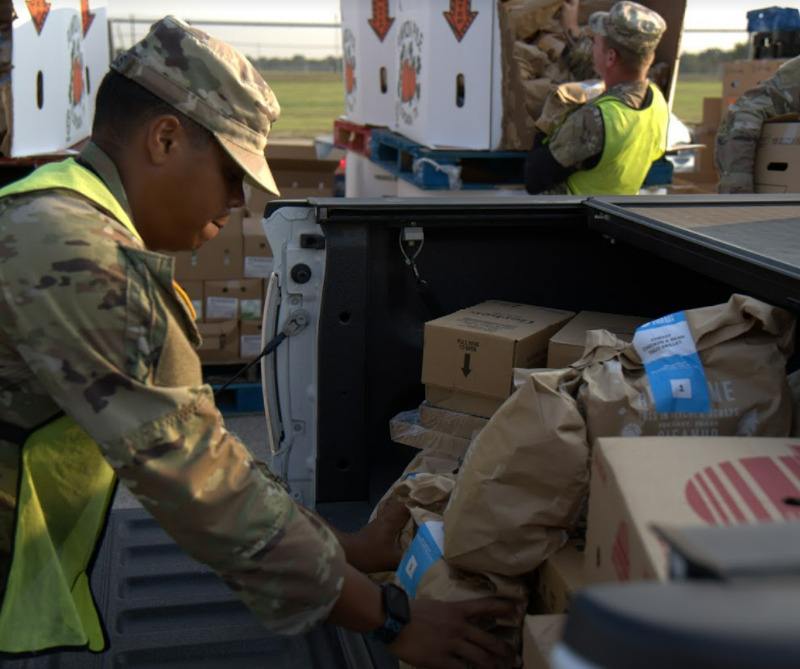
[561, 0, 580, 35]
[389, 597, 521, 669]
[342, 499, 410, 574]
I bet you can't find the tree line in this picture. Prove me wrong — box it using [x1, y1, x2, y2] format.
[248, 55, 342, 73]
[678, 43, 750, 74]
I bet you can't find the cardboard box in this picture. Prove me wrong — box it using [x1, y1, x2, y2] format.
[418, 402, 489, 440]
[702, 97, 723, 128]
[340, 0, 398, 127]
[421, 300, 575, 402]
[754, 116, 800, 194]
[585, 437, 800, 585]
[722, 59, 788, 111]
[204, 279, 263, 322]
[6, 0, 109, 157]
[240, 320, 263, 359]
[197, 319, 238, 362]
[171, 208, 245, 281]
[345, 151, 399, 197]
[242, 216, 275, 279]
[425, 385, 504, 419]
[390, 409, 472, 452]
[536, 540, 585, 615]
[547, 311, 650, 369]
[178, 280, 204, 322]
[394, 0, 502, 150]
[522, 615, 565, 669]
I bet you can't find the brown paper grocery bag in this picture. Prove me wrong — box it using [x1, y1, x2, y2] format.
[577, 294, 796, 444]
[443, 369, 588, 576]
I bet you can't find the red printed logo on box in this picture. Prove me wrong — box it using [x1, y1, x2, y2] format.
[686, 450, 800, 526]
[397, 21, 422, 124]
[343, 28, 357, 115]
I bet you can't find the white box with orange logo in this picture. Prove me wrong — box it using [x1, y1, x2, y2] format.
[394, 0, 502, 150]
[340, 0, 398, 128]
[585, 437, 800, 584]
[8, 0, 109, 156]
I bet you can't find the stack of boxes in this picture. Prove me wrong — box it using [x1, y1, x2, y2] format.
[172, 207, 272, 363]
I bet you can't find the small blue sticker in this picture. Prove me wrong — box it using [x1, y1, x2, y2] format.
[633, 312, 711, 414]
[397, 521, 443, 598]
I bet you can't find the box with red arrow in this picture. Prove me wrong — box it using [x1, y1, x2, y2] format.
[340, 0, 399, 128]
[2, 0, 109, 157]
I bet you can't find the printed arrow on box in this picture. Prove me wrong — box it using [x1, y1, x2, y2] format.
[81, 0, 95, 37]
[368, 0, 394, 42]
[461, 353, 471, 378]
[25, 0, 51, 35]
[443, 0, 478, 43]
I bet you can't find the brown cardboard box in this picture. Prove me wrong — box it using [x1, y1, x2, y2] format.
[722, 59, 788, 111]
[178, 280, 204, 322]
[197, 320, 239, 362]
[585, 437, 800, 585]
[536, 540, 586, 615]
[702, 97, 723, 127]
[242, 217, 275, 278]
[240, 321, 263, 359]
[667, 176, 718, 195]
[204, 279, 264, 322]
[522, 615, 565, 669]
[425, 385, 506, 420]
[547, 311, 649, 369]
[171, 208, 245, 281]
[418, 402, 489, 440]
[390, 410, 472, 452]
[754, 116, 800, 194]
[421, 301, 575, 403]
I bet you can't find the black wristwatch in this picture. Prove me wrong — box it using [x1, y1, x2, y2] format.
[368, 584, 411, 644]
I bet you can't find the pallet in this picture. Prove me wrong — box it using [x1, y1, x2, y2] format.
[368, 129, 527, 190]
[211, 382, 265, 416]
[333, 119, 375, 158]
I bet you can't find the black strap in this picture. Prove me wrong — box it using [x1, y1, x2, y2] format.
[0, 411, 66, 447]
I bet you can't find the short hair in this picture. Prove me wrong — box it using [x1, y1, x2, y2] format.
[92, 70, 213, 149]
[602, 36, 656, 75]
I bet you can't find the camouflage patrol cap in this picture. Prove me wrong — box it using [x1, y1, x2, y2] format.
[111, 15, 281, 195]
[589, 2, 666, 54]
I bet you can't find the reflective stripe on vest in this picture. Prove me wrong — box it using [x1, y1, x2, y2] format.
[566, 83, 669, 196]
[0, 160, 129, 653]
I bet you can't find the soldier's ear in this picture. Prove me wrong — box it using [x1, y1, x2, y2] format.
[146, 114, 182, 165]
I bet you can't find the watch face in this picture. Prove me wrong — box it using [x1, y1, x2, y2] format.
[385, 584, 411, 624]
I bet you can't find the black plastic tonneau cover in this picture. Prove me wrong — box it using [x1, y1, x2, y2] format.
[0, 507, 395, 669]
[585, 194, 800, 311]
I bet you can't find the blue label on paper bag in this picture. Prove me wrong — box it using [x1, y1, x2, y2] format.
[633, 312, 711, 414]
[397, 520, 443, 598]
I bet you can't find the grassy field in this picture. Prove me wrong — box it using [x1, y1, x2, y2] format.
[259, 70, 344, 139]
[260, 69, 722, 139]
[672, 74, 722, 126]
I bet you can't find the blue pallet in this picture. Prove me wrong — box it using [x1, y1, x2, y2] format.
[211, 382, 264, 416]
[369, 129, 526, 190]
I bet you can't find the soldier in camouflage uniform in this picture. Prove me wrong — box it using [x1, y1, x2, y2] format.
[716, 55, 800, 194]
[0, 16, 516, 668]
[524, 0, 668, 195]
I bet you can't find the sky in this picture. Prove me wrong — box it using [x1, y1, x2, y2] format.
[105, 0, 794, 57]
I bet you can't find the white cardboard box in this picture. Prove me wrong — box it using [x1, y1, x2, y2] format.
[345, 151, 399, 197]
[394, 0, 502, 150]
[9, 0, 109, 157]
[340, 0, 398, 127]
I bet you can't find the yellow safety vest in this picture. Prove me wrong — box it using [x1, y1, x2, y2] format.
[566, 83, 669, 196]
[0, 159, 191, 653]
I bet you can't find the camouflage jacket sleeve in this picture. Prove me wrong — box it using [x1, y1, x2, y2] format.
[0, 193, 346, 634]
[548, 103, 605, 171]
[716, 56, 800, 194]
[563, 30, 597, 82]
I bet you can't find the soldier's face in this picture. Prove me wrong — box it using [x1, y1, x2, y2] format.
[153, 138, 246, 252]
